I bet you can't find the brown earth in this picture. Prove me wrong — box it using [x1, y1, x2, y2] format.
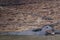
[0, 0, 60, 32]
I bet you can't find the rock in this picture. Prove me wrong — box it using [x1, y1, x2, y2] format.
[0, 0, 60, 32]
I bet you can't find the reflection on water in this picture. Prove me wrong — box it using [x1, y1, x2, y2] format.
[0, 29, 46, 35]
[0, 25, 56, 35]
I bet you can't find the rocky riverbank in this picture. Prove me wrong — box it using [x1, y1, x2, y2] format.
[0, 0, 60, 32]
